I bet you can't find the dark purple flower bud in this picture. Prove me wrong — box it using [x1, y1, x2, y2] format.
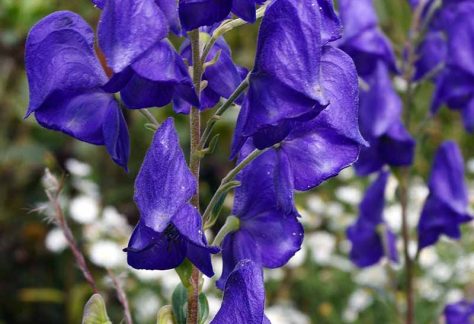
[418, 141, 473, 250]
[217, 147, 303, 288]
[211, 260, 268, 324]
[355, 63, 415, 175]
[347, 171, 398, 268]
[25, 11, 129, 169]
[338, 0, 397, 76]
[98, 0, 169, 73]
[103, 40, 199, 110]
[444, 300, 474, 324]
[125, 118, 218, 275]
[176, 36, 246, 114]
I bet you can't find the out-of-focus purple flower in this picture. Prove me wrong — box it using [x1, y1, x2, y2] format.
[414, 31, 446, 81]
[25, 11, 129, 170]
[417, 141, 473, 250]
[231, 0, 346, 150]
[444, 300, 474, 324]
[125, 118, 218, 276]
[217, 145, 303, 289]
[97, 0, 169, 73]
[347, 171, 398, 268]
[355, 62, 415, 176]
[212, 260, 269, 324]
[338, 0, 397, 76]
[175, 35, 246, 114]
[103, 40, 199, 111]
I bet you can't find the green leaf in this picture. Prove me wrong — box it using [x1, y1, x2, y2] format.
[172, 284, 187, 324]
[207, 134, 220, 155]
[81, 294, 112, 324]
[175, 259, 193, 289]
[157, 305, 176, 324]
[198, 293, 209, 324]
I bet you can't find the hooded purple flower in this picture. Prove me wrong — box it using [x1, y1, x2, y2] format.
[102, 40, 200, 111]
[231, 0, 345, 150]
[125, 118, 218, 276]
[417, 141, 472, 250]
[444, 300, 474, 324]
[211, 260, 269, 324]
[338, 0, 397, 76]
[355, 62, 415, 176]
[174, 35, 247, 114]
[347, 170, 398, 268]
[24, 11, 129, 170]
[217, 145, 303, 289]
[178, 0, 266, 31]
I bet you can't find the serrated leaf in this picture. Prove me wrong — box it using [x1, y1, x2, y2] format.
[82, 294, 112, 324]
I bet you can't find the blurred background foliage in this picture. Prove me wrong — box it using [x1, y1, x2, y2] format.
[1, 0, 474, 323]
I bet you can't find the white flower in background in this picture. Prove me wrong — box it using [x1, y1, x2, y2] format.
[335, 186, 362, 205]
[45, 228, 68, 253]
[266, 303, 310, 324]
[89, 240, 125, 268]
[419, 249, 439, 269]
[69, 195, 99, 224]
[101, 206, 132, 236]
[72, 178, 100, 198]
[343, 289, 373, 322]
[306, 232, 336, 265]
[265, 268, 285, 282]
[385, 175, 399, 202]
[329, 255, 353, 272]
[307, 195, 326, 215]
[65, 159, 91, 177]
[354, 265, 388, 288]
[339, 167, 356, 181]
[445, 289, 464, 304]
[417, 277, 442, 301]
[326, 202, 344, 218]
[287, 246, 306, 268]
[428, 262, 453, 283]
[467, 158, 474, 174]
[133, 290, 161, 323]
[384, 204, 402, 233]
[298, 207, 322, 229]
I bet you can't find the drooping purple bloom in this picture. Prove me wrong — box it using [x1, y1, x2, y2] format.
[417, 141, 472, 250]
[338, 0, 397, 76]
[125, 118, 218, 276]
[354, 62, 415, 176]
[103, 40, 199, 110]
[97, 0, 169, 73]
[444, 300, 474, 324]
[24, 11, 129, 169]
[347, 171, 398, 268]
[231, 0, 347, 150]
[175, 36, 246, 114]
[217, 145, 303, 288]
[211, 260, 269, 324]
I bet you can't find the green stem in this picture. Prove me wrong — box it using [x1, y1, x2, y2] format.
[139, 109, 160, 128]
[212, 215, 240, 246]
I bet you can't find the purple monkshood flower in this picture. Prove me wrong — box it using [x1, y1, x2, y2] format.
[444, 300, 474, 324]
[347, 170, 398, 268]
[217, 146, 303, 289]
[178, 0, 265, 31]
[338, 0, 397, 76]
[175, 35, 247, 114]
[212, 260, 270, 324]
[102, 40, 200, 111]
[125, 118, 218, 276]
[25, 11, 129, 170]
[417, 141, 473, 250]
[355, 62, 415, 176]
[231, 0, 345, 150]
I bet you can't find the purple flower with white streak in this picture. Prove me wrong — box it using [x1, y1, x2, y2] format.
[417, 141, 472, 250]
[125, 118, 218, 276]
[24, 11, 129, 170]
[347, 170, 398, 268]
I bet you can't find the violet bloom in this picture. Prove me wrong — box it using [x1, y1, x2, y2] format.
[178, 0, 265, 31]
[338, 0, 397, 76]
[175, 36, 246, 114]
[232, 0, 345, 149]
[103, 40, 199, 110]
[25, 11, 129, 170]
[125, 118, 218, 276]
[212, 260, 269, 324]
[417, 141, 472, 250]
[355, 62, 415, 176]
[444, 300, 474, 324]
[347, 171, 398, 268]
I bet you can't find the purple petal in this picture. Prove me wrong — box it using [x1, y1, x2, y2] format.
[212, 260, 265, 324]
[98, 0, 168, 72]
[445, 7, 474, 76]
[92, 0, 105, 9]
[134, 118, 196, 232]
[338, 0, 378, 40]
[155, 0, 181, 34]
[414, 32, 446, 81]
[232, 0, 257, 23]
[318, 0, 343, 44]
[179, 0, 232, 31]
[103, 100, 130, 170]
[444, 300, 474, 324]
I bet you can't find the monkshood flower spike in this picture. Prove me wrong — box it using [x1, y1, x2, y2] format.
[25, 11, 129, 170]
[444, 300, 474, 324]
[417, 141, 473, 250]
[211, 260, 269, 324]
[125, 118, 218, 276]
[347, 170, 398, 268]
